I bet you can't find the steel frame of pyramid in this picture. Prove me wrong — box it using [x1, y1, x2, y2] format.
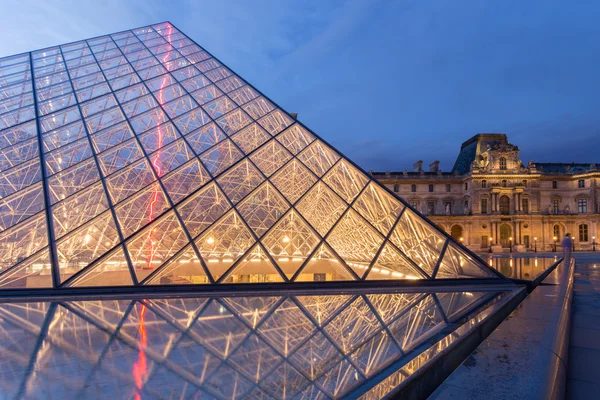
[0, 21, 507, 293]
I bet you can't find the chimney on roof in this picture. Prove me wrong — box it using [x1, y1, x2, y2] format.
[413, 160, 423, 173]
[429, 160, 440, 173]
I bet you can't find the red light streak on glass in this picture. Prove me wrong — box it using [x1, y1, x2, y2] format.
[133, 304, 148, 399]
[146, 25, 174, 269]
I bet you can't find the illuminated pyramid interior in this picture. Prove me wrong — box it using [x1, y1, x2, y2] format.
[0, 22, 500, 290]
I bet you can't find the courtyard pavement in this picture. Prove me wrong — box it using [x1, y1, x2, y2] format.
[565, 252, 600, 399]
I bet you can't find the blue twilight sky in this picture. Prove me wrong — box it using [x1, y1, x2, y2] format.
[1, 0, 599, 171]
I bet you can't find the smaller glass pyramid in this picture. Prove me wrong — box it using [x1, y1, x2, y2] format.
[0, 22, 501, 290]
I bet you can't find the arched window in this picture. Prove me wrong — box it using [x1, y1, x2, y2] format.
[553, 224, 561, 240]
[450, 225, 463, 241]
[481, 180, 487, 188]
[579, 224, 589, 242]
[428, 184, 434, 192]
[411, 184, 416, 192]
[393, 183, 399, 192]
[501, 180, 507, 187]
[499, 157, 507, 170]
[499, 195, 510, 215]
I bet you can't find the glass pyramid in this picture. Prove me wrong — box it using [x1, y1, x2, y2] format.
[0, 22, 501, 290]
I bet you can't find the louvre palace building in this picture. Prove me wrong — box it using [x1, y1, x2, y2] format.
[372, 133, 600, 252]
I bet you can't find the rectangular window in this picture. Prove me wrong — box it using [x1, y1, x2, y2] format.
[427, 201, 435, 215]
[578, 179, 585, 188]
[524, 235, 530, 248]
[464, 182, 468, 190]
[522, 198, 529, 213]
[481, 180, 487, 188]
[481, 235, 488, 249]
[410, 201, 418, 209]
[579, 224, 589, 242]
[552, 181, 557, 189]
[393, 183, 399, 192]
[552, 200, 559, 214]
[446, 184, 451, 192]
[428, 184, 434, 192]
[481, 198, 488, 214]
[578, 199, 586, 213]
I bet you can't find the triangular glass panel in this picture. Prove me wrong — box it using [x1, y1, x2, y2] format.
[353, 330, 401, 377]
[203, 96, 237, 119]
[215, 108, 253, 136]
[126, 211, 190, 282]
[51, 181, 109, 239]
[0, 211, 48, 271]
[270, 159, 317, 204]
[228, 85, 260, 106]
[249, 139, 292, 177]
[316, 358, 363, 398]
[258, 298, 315, 356]
[275, 123, 316, 155]
[160, 158, 211, 203]
[229, 122, 270, 155]
[189, 299, 250, 358]
[199, 139, 243, 176]
[67, 246, 133, 287]
[294, 243, 355, 282]
[435, 291, 487, 321]
[389, 208, 445, 277]
[222, 296, 280, 328]
[145, 244, 209, 285]
[221, 244, 285, 284]
[105, 158, 155, 204]
[259, 361, 312, 400]
[228, 333, 282, 382]
[295, 181, 347, 237]
[297, 139, 340, 177]
[257, 109, 294, 136]
[183, 121, 226, 154]
[387, 294, 446, 352]
[296, 294, 352, 326]
[177, 182, 230, 238]
[289, 331, 344, 381]
[0, 181, 44, 232]
[195, 210, 255, 281]
[352, 182, 404, 236]
[326, 209, 384, 277]
[324, 296, 384, 354]
[366, 242, 426, 280]
[261, 209, 319, 278]
[237, 182, 289, 237]
[242, 97, 276, 120]
[436, 242, 496, 278]
[216, 159, 265, 204]
[56, 210, 121, 283]
[114, 181, 169, 236]
[0, 248, 53, 288]
[366, 293, 424, 324]
[322, 159, 368, 203]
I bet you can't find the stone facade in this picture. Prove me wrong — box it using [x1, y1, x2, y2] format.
[371, 134, 600, 252]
